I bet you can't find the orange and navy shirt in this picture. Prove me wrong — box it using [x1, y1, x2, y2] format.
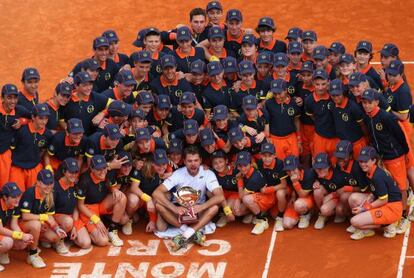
[365, 165, 401, 202]
[19, 186, 55, 215]
[76, 171, 117, 205]
[383, 80, 412, 115]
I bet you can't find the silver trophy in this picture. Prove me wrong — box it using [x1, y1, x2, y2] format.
[173, 186, 201, 224]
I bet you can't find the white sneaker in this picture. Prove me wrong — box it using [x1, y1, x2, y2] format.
[108, 230, 124, 247]
[396, 217, 410, 234]
[298, 213, 311, 229]
[54, 239, 69, 254]
[334, 216, 346, 223]
[383, 223, 397, 238]
[0, 264, 4, 272]
[275, 217, 284, 232]
[122, 220, 133, 235]
[346, 225, 356, 233]
[251, 218, 269, 235]
[314, 215, 327, 230]
[350, 229, 375, 240]
[27, 253, 46, 268]
[242, 214, 254, 224]
[0, 253, 10, 265]
[216, 214, 227, 228]
[40, 241, 51, 249]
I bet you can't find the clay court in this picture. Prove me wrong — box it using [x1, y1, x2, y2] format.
[1, 0, 414, 277]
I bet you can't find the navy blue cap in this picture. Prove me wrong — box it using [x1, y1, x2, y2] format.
[103, 124, 123, 140]
[1, 84, 18, 96]
[385, 60, 404, 76]
[358, 146, 377, 162]
[381, 43, 399, 57]
[235, 151, 251, 166]
[93, 36, 109, 49]
[238, 60, 256, 75]
[37, 169, 54, 185]
[208, 26, 225, 40]
[207, 61, 224, 76]
[329, 42, 346, 55]
[270, 78, 287, 93]
[160, 54, 177, 69]
[313, 152, 330, 169]
[190, 59, 206, 74]
[226, 9, 243, 22]
[361, 89, 379, 101]
[108, 100, 131, 117]
[82, 58, 99, 71]
[257, 17, 275, 30]
[283, 155, 300, 171]
[356, 40, 372, 53]
[168, 138, 183, 154]
[349, 72, 368, 86]
[273, 53, 289, 67]
[1, 182, 21, 198]
[242, 95, 258, 109]
[154, 149, 169, 165]
[301, 61, 314, 73]
[183, 119, 199, 136]
[212, 105, 229, 121]
[67, 118, 84, 134]
[260, 142, 275, 154]
[74, 71, 93, 84]
[155, 94, 171, 109]
[130, 51, 152, 64]
[222, 56, 238, 73]
[55, 82, 72, 96]
[257, 51, 273, 65]
[118, 151, 132, 165]
[211, 150, 226, 159]
[91, 155, 107, 170]
[145, 27, 160, 38]
[33, 103, 50, 117]
[329, 79, 344, 96]
[102, 29, 119, 43]
[288, 41, 303, 54]
[116, 70, 137, 86]
[22, 67, 40, 81]
[133, 28, 148, 47]
[200, 128, 215, 146]
[285, 27, 303, 40]
[301, 30, 317, 42]
[228, 127, 244, 144]
[242, 34, 256, 46]
[136, 91, 154, 105]
[206, 1, 223, 11]
[130, 108, 146, 119]
[312, 69, 329, 80]
[339, 53, 355, 64]
[135, 127, 151, 141]
[334, 140, 353, 159]
[177, 26, 192, 41]
[63, 157, 80, 173]
[312, 45, 329, 60]
[180, 92, 196, 104]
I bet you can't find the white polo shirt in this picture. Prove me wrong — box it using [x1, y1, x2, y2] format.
[163, 166, 221, 204]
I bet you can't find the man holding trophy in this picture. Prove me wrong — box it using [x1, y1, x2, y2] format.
[153, 146, 225, 251]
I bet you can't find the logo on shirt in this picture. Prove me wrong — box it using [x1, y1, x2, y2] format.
[38, 139, 46, 148]
[375, 210, 383, 218]
[175, 89, 183, 97]
[287, 107, 295, 116]
[349, 178, 357, 186]
[341, 113, 349, 122]
[387, 95, 393, 104]
[105, 73, 111, 81]
[87, 105, 95, 113]
[287, 86, 295, 95]
[156, 64, 162, 73]
[375, 123, 383, 131]
[329, 183, 337, 190]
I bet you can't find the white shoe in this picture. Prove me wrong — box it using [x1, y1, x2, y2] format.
[334, 216, 346, 223]
[0, 264, 4, 272]
[251, 218, 269, 235]
[122, 220, 133, 235]
[346, 225, 356, 233]
[40, 241, 51, 249]
[298, 213, 311, 229]
[0, 253, 10, 265]
[314, 215, 327, 230]
[383, 223, 397, 238]
[242, 214, 254, 224]
[216, 214, 227, 228]
[350, 229, 375, 240]
[396, 217, 410, 234]
[54, 239, 69, 254]
[108, 230, 124, 247]
[27, 253, 46, 268]
[275, 217, 284, 232]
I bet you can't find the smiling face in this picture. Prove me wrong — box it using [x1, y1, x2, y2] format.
[23, 79, 39, 95]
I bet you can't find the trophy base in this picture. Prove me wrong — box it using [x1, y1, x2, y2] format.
[178, 214, 199, 224]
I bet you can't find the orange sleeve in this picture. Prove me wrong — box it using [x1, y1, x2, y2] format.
[237, 178, 244, 189]
[216, 138, 226, 149]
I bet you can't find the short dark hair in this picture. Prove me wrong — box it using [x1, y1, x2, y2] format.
[190, 8, 206, 21]
[183, 145, 201, 159]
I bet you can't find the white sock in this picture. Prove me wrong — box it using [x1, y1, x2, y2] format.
[180, 224, 189, 233]
[183, 227, 195, 239]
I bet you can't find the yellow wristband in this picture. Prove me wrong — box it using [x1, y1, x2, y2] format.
[223, 206, 233, 216]
[241, 126, 247, 132]
[45, 164, 54, 173]
[141, 193, 152, 202]
[12, 231, 23, 240]
[90, 214, 101, 224]
[39, 214, 49, 222]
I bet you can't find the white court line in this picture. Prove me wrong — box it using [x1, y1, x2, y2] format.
[261, 223, 278, 278]
[397, 224, 411, 278]
[371, 61, 414, 65]
[406, 256, 414, 259]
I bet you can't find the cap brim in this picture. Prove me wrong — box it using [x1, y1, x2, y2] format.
[109, 133, 123, 140]
[123, 80, 137, 86]
[271, 88, 285, 93]
[283, 165, 297, 171]
[95, 43, 109, 48]
[212, 114, 227, 121]
[333, 151, 347, 159]
[329, 90, 343, 96]
[357, 155, 370, 162]
[313, 55, 326, 61]
[177, 36, 192, 42]
[138, 58, 152, 63]
[154, 158, 168, 165]
[201, 139, 215, 146]
[136, 135, 151, 141]
[209, 34, 225, 40]
[385, 68, 399, 76]
[69, 127, 84, 134]
[313, 162, 329, 169]
[236, 160, 250, 166]
[356, 47, 371, 53]
[133, 40, 143, 47]
[274, 62, 288, 67]
[162, 63, 176, 69]
[243, 104, 257, 110]
[93, 163, 107, 170]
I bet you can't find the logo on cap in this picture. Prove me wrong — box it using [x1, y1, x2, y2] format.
[181, 30, 186, 34]
[231, 131, 236, 136]
[332, 84, 337, 89]
[202, 135, 208, 139]
[228, 62, 232, 66]
[317, 157, 322, 162]
[100, 38, 105, 42]
[243, 64, 248, 68]
[332, 43, 337, 47]
[165, 58, 169, 62]
[214, 29, 219, 33]
[158, 153, 163, 158]
[46, 173, 51, 178]
[362, 42, 367, 46]
[286, 160, 291, 164]
[109, 33, 114, 37]
[232, 11, 236, 15]
[339, 146, 344, 151]
[306, 32, 310, 35]
[97, 158, 102, 163]
[262, 18, 267, 22]
[41, 106, 46, 111]
[239, 154, 244, 159]
[211, 65, 216, 69]
[30, 70, 34, 74]
[187, 124, 192, 128]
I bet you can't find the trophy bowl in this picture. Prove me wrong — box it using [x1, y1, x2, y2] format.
[173, 186, 201, 224]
